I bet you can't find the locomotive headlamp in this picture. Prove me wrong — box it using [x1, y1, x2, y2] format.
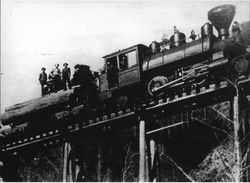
[235, 57, 249, 73]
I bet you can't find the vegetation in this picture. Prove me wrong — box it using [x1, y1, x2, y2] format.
[9, 100, 250, 182]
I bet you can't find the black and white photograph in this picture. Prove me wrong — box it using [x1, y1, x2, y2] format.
[1, 0, 250, 181]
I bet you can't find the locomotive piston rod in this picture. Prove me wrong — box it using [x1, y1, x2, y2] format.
[151, 59, 229, 96]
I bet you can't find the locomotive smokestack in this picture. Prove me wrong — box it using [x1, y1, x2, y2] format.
[208, 4, 236, 40]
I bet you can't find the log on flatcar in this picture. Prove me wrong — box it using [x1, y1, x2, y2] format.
[1, 88, 77, 126]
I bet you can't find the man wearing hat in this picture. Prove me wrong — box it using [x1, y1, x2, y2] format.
[39, 67, 47, 96]
[50, 63, 61, 92]
[62, 63, 71, 90]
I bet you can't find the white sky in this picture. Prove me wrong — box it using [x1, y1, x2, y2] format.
[1, 0, 250, 113]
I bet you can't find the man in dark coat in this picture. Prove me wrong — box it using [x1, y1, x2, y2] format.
[107, 62, 118, 88]
[62, 63, 71, 90]
[71, 64, 93, 88]
[39, 67, 47, 96]
[71, 64, 98, 109]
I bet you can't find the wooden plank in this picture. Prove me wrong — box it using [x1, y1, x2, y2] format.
[146, 122, 188, 135]
[63, 143, 68, 182]
[150, 139, 156, 170]
[149, 138, 157, 182]
[97, 140, 102, 182]
[139, 120, 146, 182]
[233, 95, 241, 182]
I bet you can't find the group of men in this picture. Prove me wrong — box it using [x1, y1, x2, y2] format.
[39, 63, 71, 96]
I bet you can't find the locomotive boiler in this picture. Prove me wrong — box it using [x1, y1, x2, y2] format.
[1, 4, 250, 127]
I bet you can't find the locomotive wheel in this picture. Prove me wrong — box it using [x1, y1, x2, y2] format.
[148, 76, 168, 96]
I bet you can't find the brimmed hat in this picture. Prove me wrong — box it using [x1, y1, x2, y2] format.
[63, 63, 68, 66]
[41, 67, 46, 71]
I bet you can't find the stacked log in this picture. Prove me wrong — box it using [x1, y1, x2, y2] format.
[1, 89, 77, 126]
[53, 105, 87, 126]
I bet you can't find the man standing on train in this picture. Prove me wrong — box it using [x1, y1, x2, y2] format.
[50, 63, 61, 92]
[62, 63, 71, 90]
[39, 67, 47, 96]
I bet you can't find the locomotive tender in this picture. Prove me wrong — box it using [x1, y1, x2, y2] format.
[1, 4, 250, 127]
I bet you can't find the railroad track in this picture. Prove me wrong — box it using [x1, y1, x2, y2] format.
[1, 78, 249, 157]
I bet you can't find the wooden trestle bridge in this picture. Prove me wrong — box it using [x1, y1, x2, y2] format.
[1, 77, 250, 181]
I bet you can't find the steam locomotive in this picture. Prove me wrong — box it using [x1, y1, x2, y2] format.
[1, 4, 250, 127]
[99, 4, 250, 106]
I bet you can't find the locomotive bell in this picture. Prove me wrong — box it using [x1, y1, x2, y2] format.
[208, 4, 236, 40]
[235, 58, 248, 73]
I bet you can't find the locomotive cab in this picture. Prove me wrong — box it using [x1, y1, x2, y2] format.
[99, 44, 148, 102]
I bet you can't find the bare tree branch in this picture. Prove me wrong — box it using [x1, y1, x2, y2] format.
[210, 107, 234, 125]
[165, 154, 195, 182]
[43, 156, 61, 178]
[241, 145, 250, 165]
[240, 132, 250, 144]
[32, 172, 44, 182]
[241, 165, 250, 174]
[215, 151, 234, 179]
[239, 109, 249, 127]
[193, 117, 232, 138]
[122, 143, 138, 182]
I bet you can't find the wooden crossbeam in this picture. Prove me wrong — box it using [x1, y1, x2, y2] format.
[146, 121, 188, 135]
